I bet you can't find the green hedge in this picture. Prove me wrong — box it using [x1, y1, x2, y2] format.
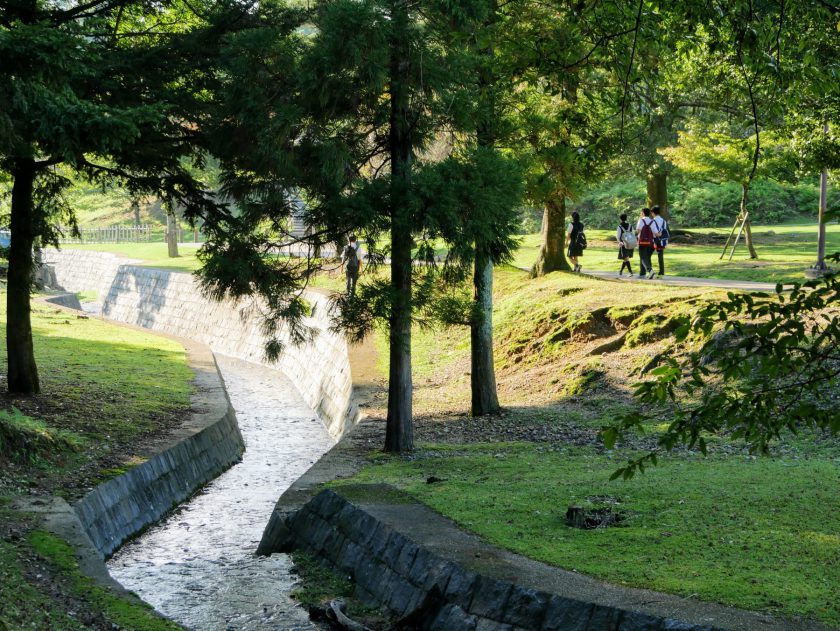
[520, 177, 837, 231]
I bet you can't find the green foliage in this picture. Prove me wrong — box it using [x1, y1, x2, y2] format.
[603, 254, 840, 479]
[563, 177, 836, 229]
[290, 551, 354, 610]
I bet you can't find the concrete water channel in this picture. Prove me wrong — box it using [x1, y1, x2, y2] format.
[107, 355, 335, 630]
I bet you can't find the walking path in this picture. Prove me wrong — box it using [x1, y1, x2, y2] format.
[108, 355, 334, 630]
[581, 270, 784, 292]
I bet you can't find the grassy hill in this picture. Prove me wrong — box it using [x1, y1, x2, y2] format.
[343, 268, 840, 627]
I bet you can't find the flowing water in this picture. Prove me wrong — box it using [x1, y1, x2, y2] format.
[107, 355, 335, 630]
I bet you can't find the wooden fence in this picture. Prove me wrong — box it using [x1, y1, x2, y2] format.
[58, 224, 154, 244]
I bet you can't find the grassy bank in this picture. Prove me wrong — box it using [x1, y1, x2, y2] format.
[344, 268, 840, 627]
[0, 290, 193, 629]
[62, 243, 202, 274]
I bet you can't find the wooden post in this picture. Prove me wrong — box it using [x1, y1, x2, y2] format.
[720, 212, 743, 260]
[728, 211, 749, 261]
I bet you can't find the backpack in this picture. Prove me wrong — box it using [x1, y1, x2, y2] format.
[620, 225, 638, 249]
[576, 229, 588, 250]
[654, 218, 670, 250]
[638, 218, 654, 246]
[343, 244, 359, 270]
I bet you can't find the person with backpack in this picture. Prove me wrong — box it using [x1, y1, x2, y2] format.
[566, 211, 586, 272]
[651, 205, 669, 276]
[636, 207, 658, 279]
[616, 213, 636, 276]
[341, 234, 363, 296]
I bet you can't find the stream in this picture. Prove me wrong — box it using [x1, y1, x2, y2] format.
[107, 354, 335, 630]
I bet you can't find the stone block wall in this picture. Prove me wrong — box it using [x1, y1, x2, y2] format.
[278, 490, 719, 631]
[42, 249, 359, 438]
[39, 249, 131, 301]
[77, 405, 243, 558]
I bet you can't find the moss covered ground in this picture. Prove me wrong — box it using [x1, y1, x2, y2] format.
[0, 290, 193, 630]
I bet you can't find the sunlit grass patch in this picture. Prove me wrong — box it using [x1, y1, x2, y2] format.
[0, 408, 85, 464]
[510, 222, 840, 284]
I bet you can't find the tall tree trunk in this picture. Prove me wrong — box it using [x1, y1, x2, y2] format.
[165, 201, 179, 258]
[816, 122, 829, 271]
[471, 251, 499, 415]
[132, 198, 141, 226]
[7, 159, 40, 394]
[739, 183, 758, 259]
[384, 0, 413, 452]
[531, 196, 571, 276]
[646, 172, 670, 220]
[470, 4, 501, 416]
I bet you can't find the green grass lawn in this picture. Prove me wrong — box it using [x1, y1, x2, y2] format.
[512, 221, 840, 284]
[348, 266, 839, 626]
[0, 295, 193, 449]
[62, 242, 203, 273]
[64, 220, 839, 285]
[340, 443, 840, 626]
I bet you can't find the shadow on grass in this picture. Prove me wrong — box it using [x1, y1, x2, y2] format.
[1, 306, 192, 443]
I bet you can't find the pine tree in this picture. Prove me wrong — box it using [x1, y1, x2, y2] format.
[0, 0, 270, 393]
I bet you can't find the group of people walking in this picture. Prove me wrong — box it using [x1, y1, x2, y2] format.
[566, 206, 669, 278]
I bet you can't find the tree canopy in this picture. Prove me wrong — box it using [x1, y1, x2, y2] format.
[3, 0, 840, 456]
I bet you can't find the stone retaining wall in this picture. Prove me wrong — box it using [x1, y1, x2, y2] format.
[74, 333, 245, 558]
[43, 292, 82, 310]
[278, 489, 720, 631]
[42, 249, 359, 438]
[77, 395, 242, 559]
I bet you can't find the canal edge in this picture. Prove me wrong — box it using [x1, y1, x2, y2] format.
[17, 299, 244, 603]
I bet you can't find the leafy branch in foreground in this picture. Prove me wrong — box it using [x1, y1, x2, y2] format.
[601, 255, 840, 479]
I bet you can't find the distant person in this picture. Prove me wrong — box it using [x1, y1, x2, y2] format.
[651, 206, 669, 276]
[341, 235, 362, 296]
[566, 211, 586, 273]
[616, 213, 636, 276]
[636, 207, 657, 279]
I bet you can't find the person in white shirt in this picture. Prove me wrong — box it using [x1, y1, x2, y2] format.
[651, 206, 668, 276]
[636, 207, 658, 279]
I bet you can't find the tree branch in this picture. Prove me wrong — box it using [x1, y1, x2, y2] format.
[619, 0, 644, 142]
